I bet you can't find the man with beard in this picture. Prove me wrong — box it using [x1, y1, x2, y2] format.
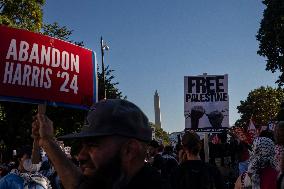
[32, 99, 170, 189]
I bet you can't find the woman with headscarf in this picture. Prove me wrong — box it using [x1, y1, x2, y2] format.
[234, 137, 279, 189]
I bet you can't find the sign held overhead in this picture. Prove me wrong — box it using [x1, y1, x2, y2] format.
[184, 74, 229, 130]
[0, 25, 97, 109]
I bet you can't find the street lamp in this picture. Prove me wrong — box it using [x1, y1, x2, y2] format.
[100, 36, 110, 100]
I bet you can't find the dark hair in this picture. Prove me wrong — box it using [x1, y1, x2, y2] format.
[163, 145, 174, 154]
[182, 132, 201, 155]
[259, 130, 275, 142]
[17, 145, 32, 159]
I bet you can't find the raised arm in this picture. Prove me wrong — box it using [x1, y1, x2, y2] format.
[33, 114, 83, 189]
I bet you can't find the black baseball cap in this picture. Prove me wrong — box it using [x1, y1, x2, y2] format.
[59, 99, 152, 142]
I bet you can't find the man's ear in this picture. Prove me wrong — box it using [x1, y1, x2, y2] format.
[121, 139, 140, 162]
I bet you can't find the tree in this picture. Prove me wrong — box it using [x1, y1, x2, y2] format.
[150, 122, 170, 145]
[42, 22, 84, 46]
[0, 0, 45, 32]
[98, 65, 123, 100]
[256, 0, 284, 86]
[235, 86, 284, 128]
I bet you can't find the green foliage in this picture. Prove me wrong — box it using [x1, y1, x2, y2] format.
[256, 0, 284, 86]
[42, 22, 72, 40]
[0, 0, 45, 32]
[150, 122, 170, 145]
[0, 102, 37, 148]
[235, 86, 284, 128]
[42, 22, 84, 46]
[156, 128, 170, 146]
[46, 106, 86, 138]
[98, 65, 123, 100]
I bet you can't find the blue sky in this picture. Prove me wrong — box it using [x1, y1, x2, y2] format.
[43, 0, 278, 133]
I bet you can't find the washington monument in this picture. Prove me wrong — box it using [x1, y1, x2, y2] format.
[154, 90, 162, 128]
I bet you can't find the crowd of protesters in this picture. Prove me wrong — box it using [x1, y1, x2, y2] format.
[0, 99, 284, 189]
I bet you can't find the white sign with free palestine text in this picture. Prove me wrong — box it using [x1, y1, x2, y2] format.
[184, 74, 229, 129]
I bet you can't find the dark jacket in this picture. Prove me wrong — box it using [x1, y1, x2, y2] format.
[79, 164, 171, 189]
[124, 164, 171, 189]
[171, 160, 224, 189]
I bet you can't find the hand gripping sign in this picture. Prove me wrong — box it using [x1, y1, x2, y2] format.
[0, 25, 97, 109]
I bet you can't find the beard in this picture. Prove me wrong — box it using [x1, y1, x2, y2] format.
[79, 152, 128, 189]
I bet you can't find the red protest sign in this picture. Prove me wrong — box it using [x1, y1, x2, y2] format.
[0, 25, 97, 109]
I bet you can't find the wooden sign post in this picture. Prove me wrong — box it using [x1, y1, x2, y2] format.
[204, 133, 209, 163]
[38, 103, 46, 114]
